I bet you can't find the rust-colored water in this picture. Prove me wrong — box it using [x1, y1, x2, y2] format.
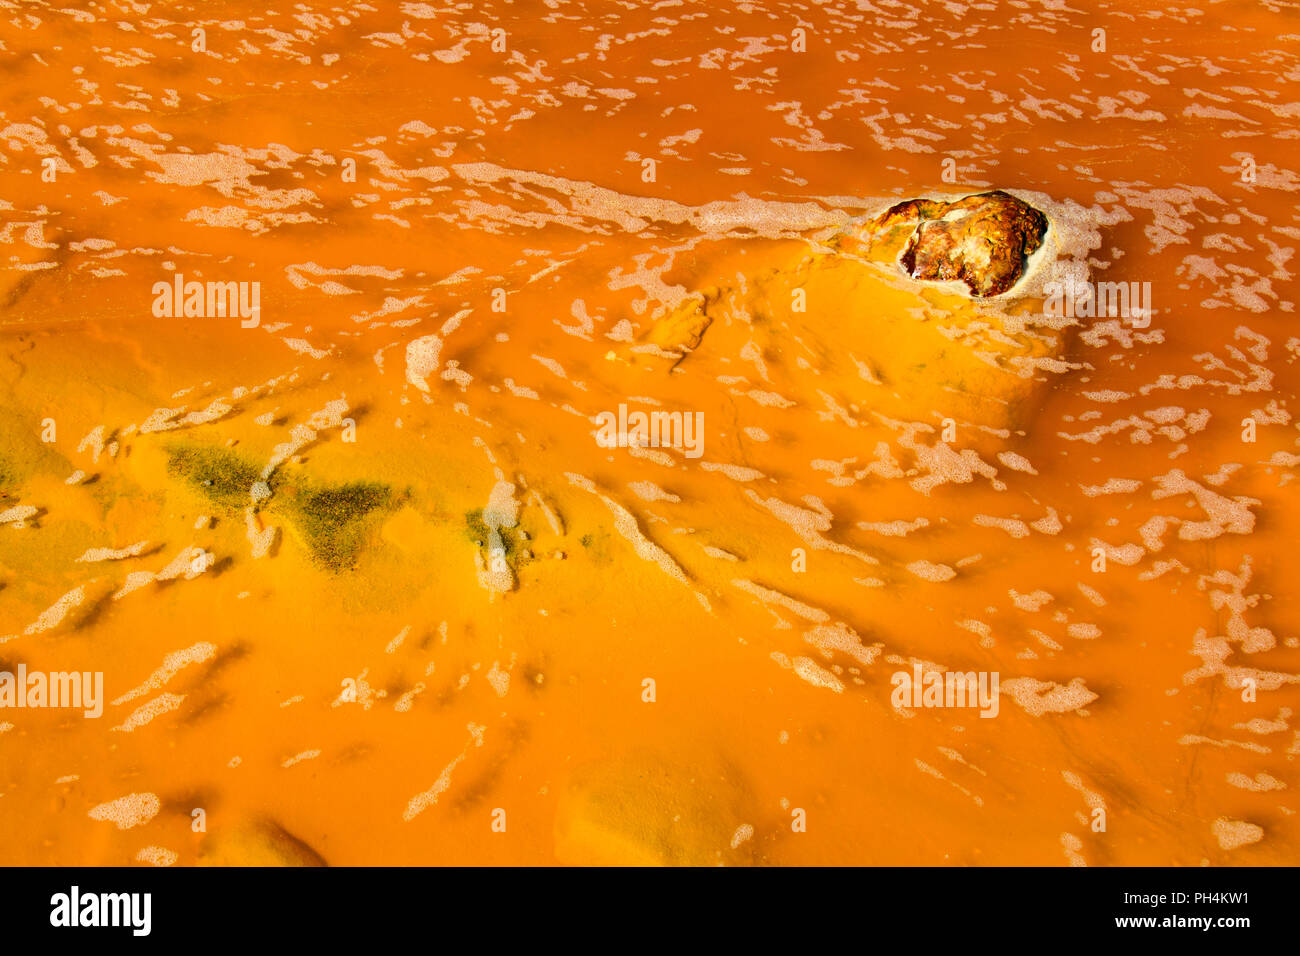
[1, 0, 1297, 866]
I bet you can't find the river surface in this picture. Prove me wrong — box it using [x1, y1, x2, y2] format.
[0, 0, 1297, 865]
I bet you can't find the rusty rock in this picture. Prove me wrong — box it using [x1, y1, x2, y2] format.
[875, 189, 1049, 297]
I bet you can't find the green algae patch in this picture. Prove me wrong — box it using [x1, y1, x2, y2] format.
[166, 440, 400, 571]
[286, 481, 394, 572]
[577, 529, 615, 568]
[166, 443, 264, 509]
[463, 508, 526, 570]
[464, 508, 491, 544]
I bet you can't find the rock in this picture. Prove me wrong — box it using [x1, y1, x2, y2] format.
[867, 190, 1048, 297]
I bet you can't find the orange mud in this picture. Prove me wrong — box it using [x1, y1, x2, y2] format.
[0, 0, 1298, 866]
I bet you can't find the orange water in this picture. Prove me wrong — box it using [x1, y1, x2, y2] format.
[0, 0, 1297, 866]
